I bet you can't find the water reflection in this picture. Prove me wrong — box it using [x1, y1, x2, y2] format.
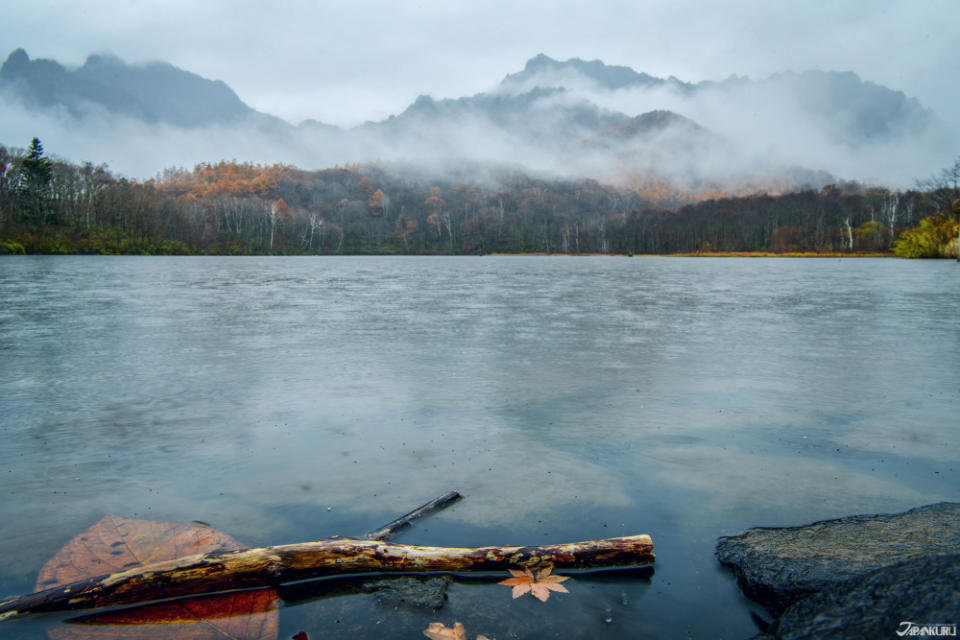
[1, 256, 958, 639]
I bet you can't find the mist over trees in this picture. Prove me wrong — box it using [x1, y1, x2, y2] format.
[3, 50, 956, 189]
[2, 139, 953, 256]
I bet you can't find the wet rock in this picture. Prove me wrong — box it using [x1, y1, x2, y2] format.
[364, 575, 451, 610]
[715, 502, 960, 616]
[771, 554, 960, 640]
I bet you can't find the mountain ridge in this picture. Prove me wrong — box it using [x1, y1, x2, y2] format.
[502, 53, 939, 142]
[1, 48, 940, 140]
[0, 48, 953, 187]
[502, 53, 673, 91]
[0, 48, 264, 127]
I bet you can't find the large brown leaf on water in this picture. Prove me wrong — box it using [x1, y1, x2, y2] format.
[36, 514, 247, 590]
[36, 514, 279, 640]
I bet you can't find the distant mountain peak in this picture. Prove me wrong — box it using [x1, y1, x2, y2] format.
[84, 52, 123, 65]
[0, 47, 256, 127]
[0, 48, 951, 186]
[522, 53, 557, 71]
[504, 54, 666, 91]
[1, 48, 30, 74]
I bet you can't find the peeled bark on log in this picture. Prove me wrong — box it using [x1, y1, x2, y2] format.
[0, 534, 654, 620]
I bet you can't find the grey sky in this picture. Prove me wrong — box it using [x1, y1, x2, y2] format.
[2, 0, 957, 128]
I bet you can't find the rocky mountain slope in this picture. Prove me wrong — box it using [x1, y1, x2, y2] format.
[0, 49, 953, 187]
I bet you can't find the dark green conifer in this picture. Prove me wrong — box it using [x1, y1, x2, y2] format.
[18, 137, 52, 221]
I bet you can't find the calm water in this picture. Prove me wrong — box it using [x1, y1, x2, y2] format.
[1, 256, 958, 639]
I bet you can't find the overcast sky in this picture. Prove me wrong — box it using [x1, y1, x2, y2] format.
[3, 0, 957, 128]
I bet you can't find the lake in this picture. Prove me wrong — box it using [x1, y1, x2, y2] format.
[1, 255, 958, 639]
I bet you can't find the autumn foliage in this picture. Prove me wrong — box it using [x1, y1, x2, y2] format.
[892, 212, 959, 258]
[0, 140, 949, 255]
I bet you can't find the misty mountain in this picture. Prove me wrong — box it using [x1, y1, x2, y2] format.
[584, 110, 702, 145]
[348, 64, 730, 181]
[502, 52, 688, 92]
[0, 48, 277, 128]
[0, 48, 954, 189]
[503, 54, 944, 146]
[365, 86, 631, 144]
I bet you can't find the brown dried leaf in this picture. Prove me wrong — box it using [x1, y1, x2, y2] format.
[498, 567, 535, 599]
[37, 515, 279, 640]
[529, 579, 569, 602]
[36, 514, 246, 590]
[423, 621, 467, 640]
[497, 563, 570, 602]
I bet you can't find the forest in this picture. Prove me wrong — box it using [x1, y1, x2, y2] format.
[0, 138, 956, 256]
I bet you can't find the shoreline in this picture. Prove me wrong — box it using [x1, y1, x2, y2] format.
[0, 250, 898, 258]
[486, 251, 894, 258]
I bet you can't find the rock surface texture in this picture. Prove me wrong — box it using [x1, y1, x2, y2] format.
[772, 554, 960, 640]
[716, 502, 960, 639]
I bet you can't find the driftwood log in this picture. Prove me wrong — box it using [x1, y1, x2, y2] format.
[0, 534, 654, 619]
[0, 490, 653, 620]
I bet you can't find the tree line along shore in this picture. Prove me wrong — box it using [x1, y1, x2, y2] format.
[2, 139, 957, 258]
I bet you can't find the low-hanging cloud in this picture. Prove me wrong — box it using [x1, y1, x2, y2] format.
[494, 66, 959, 188]
[2, 59, 956, 193]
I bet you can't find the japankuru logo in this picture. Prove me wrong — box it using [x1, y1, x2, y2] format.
[896, 622, 958, 637]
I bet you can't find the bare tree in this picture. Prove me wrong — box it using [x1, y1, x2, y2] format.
[917, 157, 960, 259]
[917, 157, 960, 212]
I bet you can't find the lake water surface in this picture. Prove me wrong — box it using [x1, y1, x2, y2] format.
[1, 256, 958, 639]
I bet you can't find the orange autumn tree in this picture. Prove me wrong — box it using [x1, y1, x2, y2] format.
[425, 187, 448, 242]
[268, 197, 293, 252]
[368, 188, 387, 217]
[158, 162, 285, 201]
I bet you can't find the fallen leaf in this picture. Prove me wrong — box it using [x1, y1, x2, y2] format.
[423, 621, 467, 640]
[35, 514, 246, 590]
[36, 514, 279, 640]
[424, 621, 496, 640]
[498, 563, 570, 602]
[500, 567, 536, 599]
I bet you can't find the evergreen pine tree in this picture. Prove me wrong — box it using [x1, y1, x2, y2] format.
[18, 137, 52, 221]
